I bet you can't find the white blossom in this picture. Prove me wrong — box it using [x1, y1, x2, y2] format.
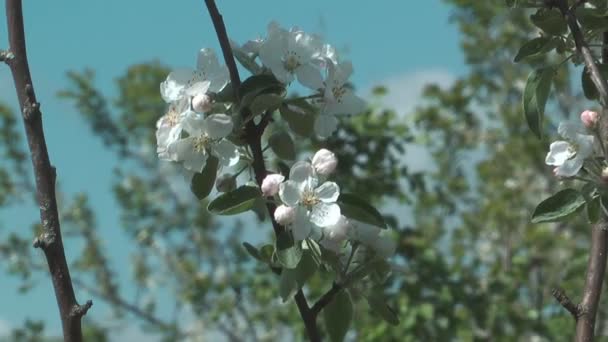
[167, 114, 239, 173]
[279, 161, 341, 240]
[320, 215, 350, 252]
[160, 49, 228, 103]
[156, 98, 191, 161]
[315, 61, 367, 138]
[545, 122, 594, 177]
[259, 22, 324, 89]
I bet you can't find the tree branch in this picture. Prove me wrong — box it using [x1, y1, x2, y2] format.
[310, 282, 342, 318]
[3, 1, 90, 341]
[202, 2, 322, 341]
[557, 0, 608, 107]
[551, 287, 579, 319]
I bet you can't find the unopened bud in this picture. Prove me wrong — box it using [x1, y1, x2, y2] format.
[261, 173, 285, 197]
[312, 149, 338, 176]
[581, 110, 599, 129]
[192, 93, 213, 113]
[215, 173, 236, 192]
[274, 205, 295, 225]
[602, 167, 608, 183]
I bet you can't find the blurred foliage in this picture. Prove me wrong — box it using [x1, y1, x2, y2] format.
[2, 0, 608, 341]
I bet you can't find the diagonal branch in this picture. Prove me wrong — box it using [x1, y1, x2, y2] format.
[3, 1, 90, 341]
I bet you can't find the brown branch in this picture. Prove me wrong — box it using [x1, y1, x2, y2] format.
[310, 282, 342, 318]
[557, 0, 608, 107]
[3, 1, 90, 341]
[551, 287, 579, 319]
[202, 2, 329, 340]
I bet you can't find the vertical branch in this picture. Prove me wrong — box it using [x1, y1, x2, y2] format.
[3, 1, 91, 341]
[203, 1, 320, 341]
[553, 2, 608, 341]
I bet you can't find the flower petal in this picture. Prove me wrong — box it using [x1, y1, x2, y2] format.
[204, 114, 234, 139]
[212, 140, 240, 167]
[558, 122, 580, 141]
[314, 114, 338, 138]
[310, 202, 341, 227]
[279, 180, 301, 207]
[296, 63, 323, 90]
[289, 161, 314, 183]
[160, 68, 193, 102]
[292, 206, 312, 241]
[545, 141, 573, 166]
[556, 157, 584, 177]
[185, 81, 211, 97]
[315, 182, 340, 203]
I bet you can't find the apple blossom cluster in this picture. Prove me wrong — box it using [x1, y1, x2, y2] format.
[545, 111, 598, 178]
[233, 21, 367, 138]
[262, 149, 395, 257]
[155, 22, 367, 180]
[156, 49, 239, 176]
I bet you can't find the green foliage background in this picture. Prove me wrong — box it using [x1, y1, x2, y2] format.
[1, 0, 606, 341]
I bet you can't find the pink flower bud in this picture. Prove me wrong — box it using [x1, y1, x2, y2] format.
[312, 149, 338, 176]
[192, 93, 213, 113]
[581, 110, 599, 129]
[274, 205, 295, 225]
[261, 173, 285, 197]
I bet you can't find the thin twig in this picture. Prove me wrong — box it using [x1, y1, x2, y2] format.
[551, 287, 579, 319]
[3, 1, 90, 341]
[310, 282, 342, 317]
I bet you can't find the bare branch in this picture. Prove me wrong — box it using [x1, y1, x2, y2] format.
[551, 287, 579, 319]
[310, 282, 342, 318]
[4, 1, 89, 341]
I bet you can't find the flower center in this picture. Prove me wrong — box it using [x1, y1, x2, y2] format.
[283, 51, 301, 72]
[165, 109, 180, 127]
[192, 134, 210, 153]
[301, 189, 320, 208]
[331, 85, 346, 103]
[567, 143, 578, 160]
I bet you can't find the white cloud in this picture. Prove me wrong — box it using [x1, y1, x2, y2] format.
[368, 68, 455, 116]
[0, 318, 11, 337]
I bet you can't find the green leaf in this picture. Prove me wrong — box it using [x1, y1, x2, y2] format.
[522, 67, 554, 139]
[259, 244, 275, 264]
[531, 9, 567, 36]
[577, 8, 608, 30]
[190, 156, 219, 200]
[367, 291, 400, 325]
[531, 189, 586, 223]
[582, 64, 608, 100]
[513, 37, 553, 63]
[323, 290, 353, 342]
[276, 231, 302, 269]
[279, 104, 315, 137]
[338, 193, 387, 228]
[250, 93, 284, 116]
[207, 185, 262, 215]
[269, 131, 296, 160]
[279, 269, 298, 302]
[232, 49, 262, 75]
[242, 242, 262, 261]
[294, 251, 317, 287]
[588, 196, 601, 223]
[239, 74, 285, 109]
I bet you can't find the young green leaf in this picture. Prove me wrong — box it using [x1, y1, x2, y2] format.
[190, 156, 219, 200]
[269, 131, 296, 160]
[207, 185, 262, 215]
[242, 242, 262, 261]
[513, 37, 553, 63]
[239, 74, 285, 109]
[338, 193, 387, 228]
[522, 67, 554, 138]
[530, 8, 567, 36]
[582, 65, 608, 100]
[531, 189, 586, 223]
[366, 291, 400, 325]
[279, 269, 298, 302]
[276, 230, 302, 269]
[250, 93, 284, 116]
[323, 290, 353, 342]
[294, 251, 318, 287]
[279, 104, 315, 137]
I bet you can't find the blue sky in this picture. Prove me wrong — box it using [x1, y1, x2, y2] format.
[0, 0, 463, 338]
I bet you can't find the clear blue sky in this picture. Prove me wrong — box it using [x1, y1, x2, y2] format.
[0, 0, 464, 337]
